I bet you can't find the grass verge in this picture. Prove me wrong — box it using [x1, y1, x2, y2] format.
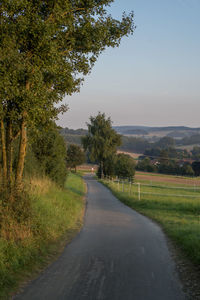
[0, 172, 86, 299]
[101, 179, 200, 267]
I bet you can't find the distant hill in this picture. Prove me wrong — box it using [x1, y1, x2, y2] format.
[60, 127, 88, 146]
[60, 127, 88, 136]
[123, 129, 148, 135]
[113, 125, 200, 134]
[113, 126, 200, 141]
[60, 126, 200, 153]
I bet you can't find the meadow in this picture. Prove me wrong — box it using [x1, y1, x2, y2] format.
[0, 173, 85, 299]
[102, 174, 200, 266]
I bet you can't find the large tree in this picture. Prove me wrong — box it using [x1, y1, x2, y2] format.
[0, 1, 135, 196]
[66, 144, 85, 172]
[82, 112, 121, 178]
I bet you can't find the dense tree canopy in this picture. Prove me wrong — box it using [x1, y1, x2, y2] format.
[82, 112, 121, 178]
[30, 123, 67, 186]
[66, 144, 85, 172]
[154, 137, 175, 149]
[114, 153, 135, 180]
[192, 161, 200, 176]
[0, 1, 135, 195]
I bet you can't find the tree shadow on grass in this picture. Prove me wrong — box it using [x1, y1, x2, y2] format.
[67, 186, 85, 197]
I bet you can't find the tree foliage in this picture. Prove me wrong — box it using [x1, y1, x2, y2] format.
[137, 157, 156, 172]
[114, 153, 135, 180]
[154, 137, 175, 149]
[137, 157, 195, 177]
[0, 1, 135, 196]
[82, 112, 121, 178]
[192, 161, 200, 177]
[66, 144, 85, 172]
[30, 123, 67, 186]
[120, 136, 150, 153]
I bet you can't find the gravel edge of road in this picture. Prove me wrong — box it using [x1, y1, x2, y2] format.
[166, 231, 200, 300]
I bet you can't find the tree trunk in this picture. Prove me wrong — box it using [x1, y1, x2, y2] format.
[1, 120, 7, 189]
[99, 161, 104, 179]
[15, 112, 27, 192]
[101, 161, 104, 179]
[6, 120, 13, 192]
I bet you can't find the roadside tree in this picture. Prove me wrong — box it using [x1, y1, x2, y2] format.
[30, 123, 67, 186]
[82, 113, 121, 178]
[115, 153, 135, 181]
[66, 144, 85, 172]
[0, 1, 135, 198]
[103, 155, 117, 177]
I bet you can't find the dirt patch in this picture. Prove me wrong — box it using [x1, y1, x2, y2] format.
[167, 239, 200, 300]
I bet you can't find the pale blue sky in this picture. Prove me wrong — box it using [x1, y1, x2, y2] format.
[58, 0, 200, 129]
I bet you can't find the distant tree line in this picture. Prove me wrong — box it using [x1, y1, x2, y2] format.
[119, 136, 150, 153]
[60, 128, 88, 136]
[61, 130, 200, 157]
[137, 154, 200, 177]
[60, 127, 200, 177]
[176, 134, 200, 146]
[138, 139, 200, 176]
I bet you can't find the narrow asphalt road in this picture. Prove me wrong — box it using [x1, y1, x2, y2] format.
[15, 175, 185, 300]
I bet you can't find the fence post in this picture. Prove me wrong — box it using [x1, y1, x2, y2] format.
[129, 181, 131, 195]
[122, 181, 124, 192]
[118, 180, 119, 191]
[137, 183, 141, 201]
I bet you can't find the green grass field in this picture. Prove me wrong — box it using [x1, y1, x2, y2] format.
[0, 173, 86, 299]
[102, 178, 200, 266]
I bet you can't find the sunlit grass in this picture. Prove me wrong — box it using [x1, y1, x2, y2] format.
[102, 179, 200, 266]
[0, 173, 86, 299]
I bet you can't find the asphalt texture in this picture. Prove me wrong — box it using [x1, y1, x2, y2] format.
[15, 175, 185, 300]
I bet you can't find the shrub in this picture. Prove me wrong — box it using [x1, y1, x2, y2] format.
[114, 153, 135, 181]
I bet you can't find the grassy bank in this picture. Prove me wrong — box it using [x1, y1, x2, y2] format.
[0, 173, 86, 299]
[101, 179, 200, 266]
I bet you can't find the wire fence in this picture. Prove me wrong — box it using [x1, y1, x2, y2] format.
[103, 176, 200, 225]
[104, 176, 200, 201]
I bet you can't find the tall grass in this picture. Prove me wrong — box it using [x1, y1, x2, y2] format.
[101, 179, 200, 266]
[0, 173, 85, 299]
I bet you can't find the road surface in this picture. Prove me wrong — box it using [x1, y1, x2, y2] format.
[15, 175, 185, 300]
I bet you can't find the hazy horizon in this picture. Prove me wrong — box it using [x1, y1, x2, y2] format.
[57, 0, 200, 129]
[61, 124, 200, 130]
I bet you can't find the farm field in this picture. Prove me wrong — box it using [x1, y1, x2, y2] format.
[101, 175, 200, 267]
[77, 164, 98, 173]
[117, 150, 142, 159]
[135, 171, 200, 186]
